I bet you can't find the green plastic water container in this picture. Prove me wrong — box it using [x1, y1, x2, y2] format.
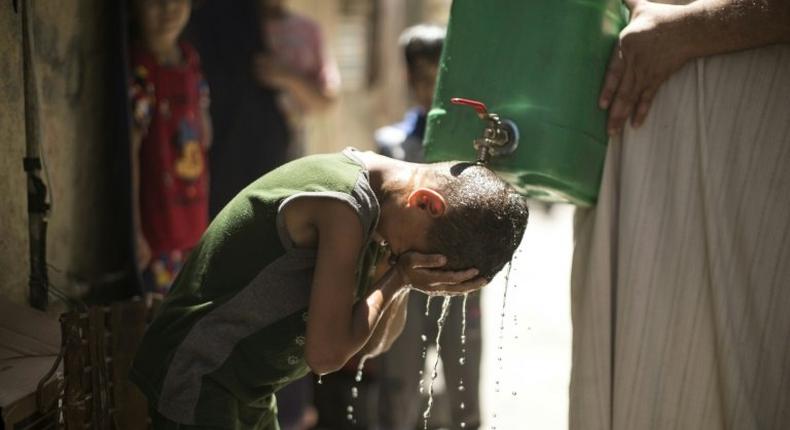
[423, 0, 627, 206]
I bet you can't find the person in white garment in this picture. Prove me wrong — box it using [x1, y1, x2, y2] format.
[571, 1, 790, 429]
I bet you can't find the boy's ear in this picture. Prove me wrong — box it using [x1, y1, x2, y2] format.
[406, 188, 446, 218]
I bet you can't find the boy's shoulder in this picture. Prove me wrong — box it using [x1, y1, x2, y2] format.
[263, 149, 367, 190]
[263, 148, 379, 241]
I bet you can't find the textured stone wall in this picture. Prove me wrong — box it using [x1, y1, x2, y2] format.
[0, 4, 28, 305]
[0, 1, 130, 307]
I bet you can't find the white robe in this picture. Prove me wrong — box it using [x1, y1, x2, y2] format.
[570, 44, 790, 429]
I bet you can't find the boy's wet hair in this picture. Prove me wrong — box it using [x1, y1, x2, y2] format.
[399, 24, 446, 73]
[427, 162, 528, 281]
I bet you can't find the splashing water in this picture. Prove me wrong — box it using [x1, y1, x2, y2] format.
[354, 360, 365, 383]
[425, 295, 434, 316]
[461, 293, 469, 347]
[348, 357, 368, 424]
[458, 292, 469, 419]
[491, 262, 514, 429]
[422, 296, 451, 430]
[418, 328, 429, 393]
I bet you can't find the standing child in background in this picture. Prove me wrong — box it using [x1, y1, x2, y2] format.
[374, 24, 485, 430]
[129, 0, 211, 306]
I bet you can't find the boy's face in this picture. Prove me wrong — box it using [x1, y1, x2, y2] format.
[377, 184, 445, 258]
[409, 59, 439, 111]
[379, 209, 434, 259]
[136, 0, 191, 43]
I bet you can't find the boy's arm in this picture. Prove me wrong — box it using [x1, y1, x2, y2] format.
[358, 287, 410, 359]
[303, 200, 403, 374]
[303, 200, 483, 374]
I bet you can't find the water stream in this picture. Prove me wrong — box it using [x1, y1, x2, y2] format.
[490, 262, 514, 430]
[422, 295, 452, 430]
[458, 292, 469, 428]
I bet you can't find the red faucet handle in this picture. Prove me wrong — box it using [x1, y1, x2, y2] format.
[450, 97, 488, 118]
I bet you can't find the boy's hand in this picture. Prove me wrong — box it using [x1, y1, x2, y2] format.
[393, 252, 486, 296]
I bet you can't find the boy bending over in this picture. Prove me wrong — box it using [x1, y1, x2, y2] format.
[131, 148, 528, 429]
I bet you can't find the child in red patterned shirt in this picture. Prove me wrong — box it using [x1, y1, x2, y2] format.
[129, 0, 211, 306]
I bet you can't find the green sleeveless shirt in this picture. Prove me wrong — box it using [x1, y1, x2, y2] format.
[130, 149, 383, 429]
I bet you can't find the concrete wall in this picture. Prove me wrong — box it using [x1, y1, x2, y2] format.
[0, 1, 129, 308]
[0, 4, 28, 305]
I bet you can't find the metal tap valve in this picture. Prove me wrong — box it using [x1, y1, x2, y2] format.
[451, 97, 519, 164]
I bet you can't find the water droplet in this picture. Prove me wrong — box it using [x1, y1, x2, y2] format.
[354, 359, 367, 383]
[460, 423, 466, 428]
[458, 384, 465, 392]
[421, 334, 427, 342]
[347, 405, 354, 413]
[346, 414, 353, 421]
[351, 387, 358, 398]
[460, 402, 465, 410]
[458, 357, 466, 365]
[512, 391, 518, 396]
[317, 375, 323, 384]
[419, 386, 425, 394]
